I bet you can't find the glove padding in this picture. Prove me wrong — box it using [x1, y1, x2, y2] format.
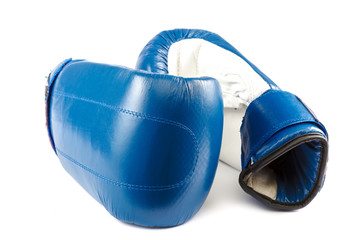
[136, 29, 328, 209]
[45, 59, 223, 227]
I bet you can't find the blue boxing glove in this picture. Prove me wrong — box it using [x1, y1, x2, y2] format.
[136, 29, 328, 210]
[45, 59, 223, 227]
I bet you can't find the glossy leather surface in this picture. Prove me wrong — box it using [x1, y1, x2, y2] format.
[240, 90, 327, 168]
[46, 59, 223, 227]
[136, 29, 329, 209]
[275, 140, 323, 203]
[240, 90, 328, 205]
[136, 29, 279, 89]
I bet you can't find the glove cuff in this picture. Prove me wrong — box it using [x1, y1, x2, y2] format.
[45, 58, 80, 151]
[239, 90, 328, 209]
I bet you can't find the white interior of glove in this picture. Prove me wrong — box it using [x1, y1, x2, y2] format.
[168, 39, 276, 200]
[245, 168, 277, 200]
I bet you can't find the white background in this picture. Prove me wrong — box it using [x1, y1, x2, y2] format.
[1, 0, 359, 239]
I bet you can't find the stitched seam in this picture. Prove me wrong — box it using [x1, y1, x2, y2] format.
[53, 90, 194, 133]
[52, 91, 200, 190]
[244, 118, 316, 167]
[56, 148, 190, 191]
[46, 59, 74, 152]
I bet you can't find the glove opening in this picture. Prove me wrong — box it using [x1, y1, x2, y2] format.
[239, 90, 328, 209]
[243, 138, 325, 203]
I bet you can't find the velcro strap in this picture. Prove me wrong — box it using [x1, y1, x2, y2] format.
[240, 90, 324, 168]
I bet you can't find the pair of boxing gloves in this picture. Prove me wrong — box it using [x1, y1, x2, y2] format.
[45, 29, 328, 227]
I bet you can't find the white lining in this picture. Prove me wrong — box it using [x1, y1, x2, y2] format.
[246, 168, 277, 200]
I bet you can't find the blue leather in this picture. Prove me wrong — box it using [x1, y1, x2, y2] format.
[45, 59, 223, 227]
[136, 28, 279, 89]
[241, 90, 327, 168]
[240, 90, 327, 204]
[135, 29, 329, 209]
[46, 58, 75, 150]
[275, 140, 323, 202]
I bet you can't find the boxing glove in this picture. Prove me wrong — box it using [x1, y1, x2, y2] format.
[45, 58, 223, 227]
[136, 29, 328, 210]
